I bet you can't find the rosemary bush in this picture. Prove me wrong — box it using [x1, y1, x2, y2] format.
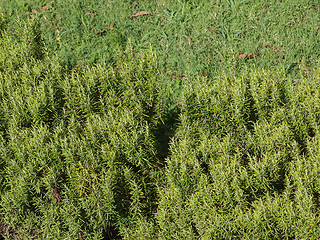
[145, 69, 320, 239]
[2, 12, 320, 240]
[0, 17, 164, 239]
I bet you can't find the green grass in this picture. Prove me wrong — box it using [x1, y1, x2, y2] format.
[1, 0, 320, 239]
[1, 0, 320, 75]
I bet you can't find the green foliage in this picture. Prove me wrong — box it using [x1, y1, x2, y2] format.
[2, 3, 320, 239]
[0, 18, 165, 239]
[149, 67, 320, 239]
[0, 8, 7, 35]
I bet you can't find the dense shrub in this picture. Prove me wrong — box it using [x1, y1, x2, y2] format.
[2, 15, 320, 240]
[0, 18, 164, 239]
[141, 69, 320, 239]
